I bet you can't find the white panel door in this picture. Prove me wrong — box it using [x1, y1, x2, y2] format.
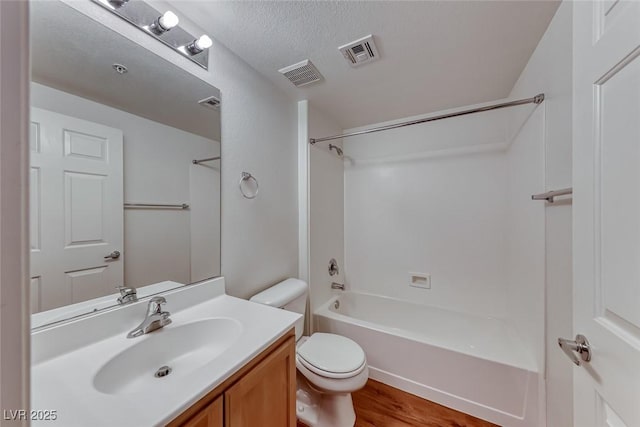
[573, 1, 640, 426]
[30, 108, 123, 311]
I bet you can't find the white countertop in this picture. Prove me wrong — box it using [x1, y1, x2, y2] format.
[31, 278, 300, 427]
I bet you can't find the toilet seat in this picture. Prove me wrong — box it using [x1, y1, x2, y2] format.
[297, 333, 366, 379]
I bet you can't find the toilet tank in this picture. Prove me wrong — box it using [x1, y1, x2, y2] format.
[250, 278, 308, 341]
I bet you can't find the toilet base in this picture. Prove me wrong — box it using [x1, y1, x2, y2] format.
[296, 387, 320, 426]
[296, 375, 356, 427]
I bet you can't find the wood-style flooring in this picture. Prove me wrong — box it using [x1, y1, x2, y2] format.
[298, 379, 499, 427]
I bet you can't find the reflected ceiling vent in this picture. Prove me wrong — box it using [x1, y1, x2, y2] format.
[339, 35, 379, 67]
[198, 95, 221, 110]
[278, 59, 323, 87]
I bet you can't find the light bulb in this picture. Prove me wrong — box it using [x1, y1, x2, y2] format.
[195, 35, 213, 51]
[186, 35, 213, 55]
[158, 11, 179, 30]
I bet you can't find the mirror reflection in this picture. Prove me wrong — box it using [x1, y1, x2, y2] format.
[30, 1, 221, 326]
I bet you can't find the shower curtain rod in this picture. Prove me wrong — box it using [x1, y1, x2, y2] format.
[309, 93, 545, 145]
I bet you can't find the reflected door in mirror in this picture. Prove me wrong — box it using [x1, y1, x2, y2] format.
[30, 108, 124, 312]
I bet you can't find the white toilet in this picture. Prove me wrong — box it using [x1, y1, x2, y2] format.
[250, 278, 368, 427]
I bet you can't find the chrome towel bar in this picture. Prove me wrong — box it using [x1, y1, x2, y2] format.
[124, 203, 189, 209]
[531, 188, 572, 203]
[192, 156, 220, 164]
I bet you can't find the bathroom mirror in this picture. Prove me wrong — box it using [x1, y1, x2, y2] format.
[29, 1, 221, 327]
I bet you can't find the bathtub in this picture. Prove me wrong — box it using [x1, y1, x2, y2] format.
[314, 292, 540, 427]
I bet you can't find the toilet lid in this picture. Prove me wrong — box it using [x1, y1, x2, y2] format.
[297, 333, 366, 374]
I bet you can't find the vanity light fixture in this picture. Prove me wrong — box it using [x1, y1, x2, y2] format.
[92, 0, 211, 69]
[186, 35, 213, 55]
[148, 11, 179, 35]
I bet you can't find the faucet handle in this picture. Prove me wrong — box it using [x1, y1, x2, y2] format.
[148, 296, 167, 314]
[117, 285, 136, 295]
[116, 286, 137, 304]
[331, 282, 345, 291]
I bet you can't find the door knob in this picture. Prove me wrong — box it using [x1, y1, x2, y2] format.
[558, 334, 591, 366]
[104, 250, 121, 260]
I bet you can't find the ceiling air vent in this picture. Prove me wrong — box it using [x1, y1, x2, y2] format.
[278, 59, 323, 88]
[198, 95, 221, 110]
[338, 35, 379, 67]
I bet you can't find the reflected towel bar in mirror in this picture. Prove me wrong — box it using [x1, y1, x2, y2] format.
[192, 156, 221, 165]
[124, 203, 190, 209]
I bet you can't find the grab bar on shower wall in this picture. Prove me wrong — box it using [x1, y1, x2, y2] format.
[531, 188, 572, 203]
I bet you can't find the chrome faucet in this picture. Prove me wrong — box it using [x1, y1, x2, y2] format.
[117, 286, 138, 305]
[127, 296, 172, 339]
[331, 282, 345, 291]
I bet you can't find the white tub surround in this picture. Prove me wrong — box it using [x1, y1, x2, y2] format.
[31, 277, 300, 427]
[341, 94, 545, 371]
[315, 292, 539, 427]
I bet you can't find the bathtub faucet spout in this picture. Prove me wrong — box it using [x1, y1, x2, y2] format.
[331, 282, 345, 291]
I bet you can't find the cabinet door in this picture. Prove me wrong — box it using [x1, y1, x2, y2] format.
[225, 337, 296, 427]
[182, 395, 223, 427]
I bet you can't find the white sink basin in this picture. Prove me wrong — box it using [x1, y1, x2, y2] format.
[93, 318, 241, 395]
[32, 278, 302, 427]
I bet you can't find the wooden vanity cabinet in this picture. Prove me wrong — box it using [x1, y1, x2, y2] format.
[224, 332, 295, 426]
[181, 397, 223, 427]
[169, 329, 296, 427]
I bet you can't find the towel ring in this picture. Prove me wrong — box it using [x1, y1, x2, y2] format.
[239, 172, 259, 199]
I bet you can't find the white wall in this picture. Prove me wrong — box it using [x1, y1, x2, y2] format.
[190, 162, 221, 283]
[343, 109, 514, 318]
[298, 101, 310, 286]
[30, 83, 220, 290]
[0, 0, 30, 422]
[210, 39, 298, 299]
[508, 2, 574, 427]
[308, 105, 344, 314]
[61, 0, 299, 300]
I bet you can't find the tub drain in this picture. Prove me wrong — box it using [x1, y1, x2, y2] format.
[334, 300, 340, 309]
[154, 366, 172, 378]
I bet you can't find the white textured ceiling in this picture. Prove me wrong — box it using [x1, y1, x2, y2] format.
[172, 0, 559, 128]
